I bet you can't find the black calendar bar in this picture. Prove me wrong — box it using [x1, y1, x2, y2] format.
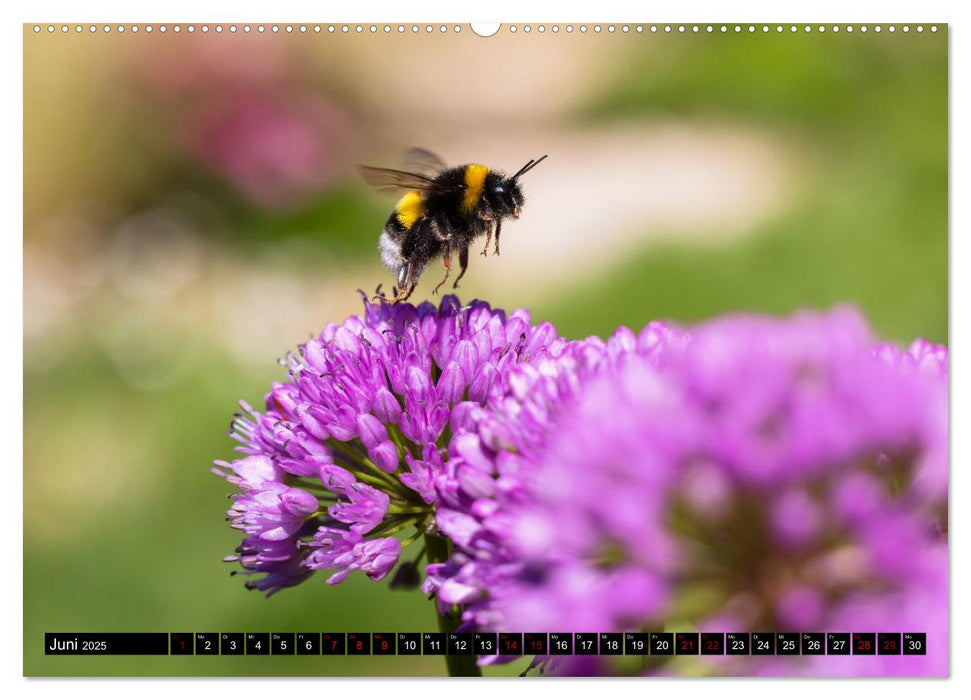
[44, 632, 927, 656]
[45, 633, 169, 655]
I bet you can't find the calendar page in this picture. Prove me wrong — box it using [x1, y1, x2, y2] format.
[23, 20, 948, 679]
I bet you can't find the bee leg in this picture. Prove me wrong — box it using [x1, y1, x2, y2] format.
[376, 284, 413, 305]
[480, 226, 493, 257]
[432, 242, 453, 295]
[452, 247, 470, 289]
[493, 220, 502, 256]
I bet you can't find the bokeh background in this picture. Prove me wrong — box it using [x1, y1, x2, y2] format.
[23, 24, 947, 676]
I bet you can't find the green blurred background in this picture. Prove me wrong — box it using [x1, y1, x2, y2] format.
[23, 24, 947, 676]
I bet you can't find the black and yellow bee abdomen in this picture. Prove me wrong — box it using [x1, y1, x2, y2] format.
[379, 192, 423, 288]
[380, 188, 443, 289]
[394, 190, 425, 230]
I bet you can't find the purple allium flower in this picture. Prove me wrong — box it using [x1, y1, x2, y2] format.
[214, 295, 563, 594]
[430, 308, 947, 676]
[423, 321, 687, 627]
[215, 294, 948, 677]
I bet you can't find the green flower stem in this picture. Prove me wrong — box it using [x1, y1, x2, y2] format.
[325, 439, 405, 494]
[387, 505, 429, 515]
[425, 533, 482, 677]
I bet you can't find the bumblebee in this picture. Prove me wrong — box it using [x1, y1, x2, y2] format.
[360, 148, 547, 304]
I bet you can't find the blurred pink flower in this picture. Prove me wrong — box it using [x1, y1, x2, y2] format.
[130, 37, 355, 207]
[188, 90, 349, 207]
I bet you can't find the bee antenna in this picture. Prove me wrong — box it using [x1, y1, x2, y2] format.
[512, 154, 548, 180]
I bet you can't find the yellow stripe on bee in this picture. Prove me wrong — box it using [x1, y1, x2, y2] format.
[461, 164, 489, 215]
[395, 190, 425, 230]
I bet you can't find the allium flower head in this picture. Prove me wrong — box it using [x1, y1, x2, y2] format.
[213, 295, 948, 677]
[214, 294, 562, 594]
[429, 308, 948, 675]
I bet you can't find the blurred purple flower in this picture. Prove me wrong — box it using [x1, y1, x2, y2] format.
[423, 321, 685, 623]
[215, 295, 563, 594]
[429, 308, 947, 676]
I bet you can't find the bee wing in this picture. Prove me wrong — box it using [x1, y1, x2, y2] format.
[402, 147, 448, 177]
[359, 164, 465, 197]
[358, 165, 441, 191]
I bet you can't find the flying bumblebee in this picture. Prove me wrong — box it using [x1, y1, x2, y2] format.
[359, 148, 548, 304]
